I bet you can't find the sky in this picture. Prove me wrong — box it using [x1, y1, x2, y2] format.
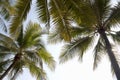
[15, 42, 117, 80]
[3, 0, 119, 80]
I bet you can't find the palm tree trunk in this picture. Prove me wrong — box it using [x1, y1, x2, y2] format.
[0, 61, 16, 80]
[0, 53, 20, 80]
[98, 29, 120, 80]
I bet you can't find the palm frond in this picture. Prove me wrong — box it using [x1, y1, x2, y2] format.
[0, 18, 7, 32]
[48, 30, 63, 44]
[17, 25, 23, 47]
[37, 48, 56, 71]
[0, 7, 10, 32]
[25, 58, 47, 80]
[93, 38, 106, 70]
[0, 45, 10, 52]
[104, 2, 120, 27]
[67, 0, 97, 27]
[50, 0, 72, 41]
[36, 0, 50, 30]
[0, 52, 13, 62]
[0, 59, 12, 74]
[0, 0, 15, 15]
[70, 26, 94, 38]
[0, 33, 18, 51]
[9, 69, 21, 80]
[22, 22, 41, 48]
[24, 50, 39, 64]
[59, 36, 94, 63]
[48, 26, 94, 44]
[10, 0, 32, 38]
[110, 31, 120, 44]
[91, 0, 110, 23]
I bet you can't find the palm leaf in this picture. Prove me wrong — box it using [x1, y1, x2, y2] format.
[22, 22, 41, 48]
[0, 0, 15, 15]
[0, 33, 18, 51]
[10, 0, 32, 38]
[0, 45, 10, 52]
[110, 31, 120, 44]
[70, 26, 95, 38]
[93, 37, 106, 70]
[37, 48, 56, 71]
[25, 58, 47, 80]
[24, 50, 39, 65]
[59, 36, 94, 63]
[0, 7, 10, 32]
[48, 26, 94, 44]
[0, 52, 13, 62]
[104, 2, 120, 27]
[68, 0, 97, 27]
[0, 59, 12, 74]
[17, 25, 23, 47]
[91, 0, 110, 22]
[50, 0, 72, 41]
[36, 0, 50, 30]
[48, 30, 63, 44]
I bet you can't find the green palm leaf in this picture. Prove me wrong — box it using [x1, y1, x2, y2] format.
[36, 0, 50, 30]
[48, 30, 63, 44]
[50, 0, 72, 41]
[37, 48, 56, 71]
[24, 50, 39, 64]
[25, 58, 46, 80]
[0, 33, 18, 51]
[59, 36, 94, 63]
[22, 22, 41, 48]
[10, 0, 32, 38]
[91, 0, 110, 22]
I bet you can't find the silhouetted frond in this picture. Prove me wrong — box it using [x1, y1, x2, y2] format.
[93, 38, 106, 70]
[10, 0, 32, 38]
[59, 36, 94, 63]
[37, 48, 56, 71]
[36, 0, 50, 30]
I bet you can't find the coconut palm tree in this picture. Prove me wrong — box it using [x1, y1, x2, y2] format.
[49, 0, 120, 80]
[0, 22, 55, 80]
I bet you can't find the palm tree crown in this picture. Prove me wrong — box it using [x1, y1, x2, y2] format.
[0, 22, 55, 80]
[48, 0, 120, 80]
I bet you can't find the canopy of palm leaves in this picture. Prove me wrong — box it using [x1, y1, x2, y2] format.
[10, 0, 74, 41]
[0, 22, 55, 80]
[48, 0, 120, 76]
[2, 0, 120, 79]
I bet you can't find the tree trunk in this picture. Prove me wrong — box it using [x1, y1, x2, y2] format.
[98, 29, 120, 80]
[0, 61, 16, 80]
[0, 53, 20, 80]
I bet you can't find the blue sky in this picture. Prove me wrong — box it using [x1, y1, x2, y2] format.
[4, 0, 119, 80]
